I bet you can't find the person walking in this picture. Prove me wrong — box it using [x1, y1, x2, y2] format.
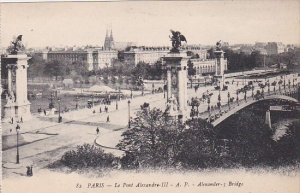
[96, 127, 99, 135]
[106, 115, 110, 122]
[11, 117, 13, 124]
[99, 107, 102, 113]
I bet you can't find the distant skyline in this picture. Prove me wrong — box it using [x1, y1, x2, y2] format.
[1, 1, 300, 48]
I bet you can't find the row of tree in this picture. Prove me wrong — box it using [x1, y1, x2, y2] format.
[27, 55, 90, 80]
[207, 47, 300, 72]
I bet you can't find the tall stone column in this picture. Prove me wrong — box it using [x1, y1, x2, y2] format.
[167, 68, 172, 100]
[184, 67, 188, 111]
[7, 65, 12, 93]
[215, 59, 218, 76]
[163, 52, 189, 119]
[177, 67, 184, 112]
[2, 54, 32, 121]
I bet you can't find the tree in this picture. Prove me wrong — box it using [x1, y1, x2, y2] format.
[117, 108, 222, 169]
[27, 54, 47, 79]
[118, 76, 124, 85]
[207, 48, 215, 59]
[272, 120, 300, 166]
[216, 111, 274, 166]
[176, 118, 220, 168]
[187, 60, 196, 88]
[103, 75, 109, 85]
[43, 60, 67, 80]
[117, 108, 178, 168]
[111, 76, 117, 85]
[69, 60, 89, 77]
[187, 60, 196, 76]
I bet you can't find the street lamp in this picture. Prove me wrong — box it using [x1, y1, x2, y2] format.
[128, 100, 131, 128]
[218, 90, 221, 113]
[251, 85, 254, 99]
[152, 83, 155, 94]
[16, 124, 20, 164]
[207, 97, 211, 122]
[91, 95, 94, 107]
[116, 98, 118, 110]
[57, 98, 62, 123]
[74, 96, 79, 110]
[236, 90, 239, 106]
[48, 93, 55, 109]
[227, 92, 230, 109]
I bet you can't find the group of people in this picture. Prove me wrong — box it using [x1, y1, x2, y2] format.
[10, 116, 23, 125]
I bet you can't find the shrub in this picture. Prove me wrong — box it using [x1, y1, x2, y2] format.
[61, 144, 117, 169]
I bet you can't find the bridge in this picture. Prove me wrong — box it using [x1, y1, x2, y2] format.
[194, 84, 299, 127]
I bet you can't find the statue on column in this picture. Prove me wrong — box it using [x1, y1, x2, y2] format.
[7, 35, 25, 54]
[169, 30, 187, 53]
[216, 40, 222, 51]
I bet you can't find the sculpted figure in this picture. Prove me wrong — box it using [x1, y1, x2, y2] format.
[169, 30, 187, 53]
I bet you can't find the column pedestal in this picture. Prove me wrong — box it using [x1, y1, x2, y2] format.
[2, 53, 32, 122]
[164, 52, 189, 121]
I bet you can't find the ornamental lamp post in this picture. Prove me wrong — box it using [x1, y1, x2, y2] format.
[236, 90, 239, 106]
[293, 79, 295, 88]
[128, 100, 131, 128]
[207, 97, 211, 122]
[48, 93, 55, 109]
[218, 90, 221, 113]
[116, 98, 118, 110]
[74, 96, 79, 110]
[152, 83, 155, 94]
[91, 94, 94, 107]
[16, 124, 20, 164]
[118, 87, 121, 101]
[57, 98, 62, 123]
[227, 92, 230, 109]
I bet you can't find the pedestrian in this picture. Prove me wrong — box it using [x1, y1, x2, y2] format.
[99, 107, 102, 113]
[20, 117, 23, 123]
[11, 117, 13, 124]
[26, 166, 33, 176]
[44, 109, 46, 116]
[106, 115, 110, 122]
[96, 127, 99, 134]
[93, 109, 96, 114]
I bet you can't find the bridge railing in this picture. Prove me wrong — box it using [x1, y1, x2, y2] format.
[196, 86, 298, 123]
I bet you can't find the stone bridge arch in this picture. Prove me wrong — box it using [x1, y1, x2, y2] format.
[212, 94, 299, 127]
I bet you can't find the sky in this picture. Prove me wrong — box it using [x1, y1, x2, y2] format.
[1, 1, 300, 48]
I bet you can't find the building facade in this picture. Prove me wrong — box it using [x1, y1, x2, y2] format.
[38, 29, 118, 71]
[124, 46, 208, 66]
[265, 42, 285, 55]
[190, 57, 228, 75]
